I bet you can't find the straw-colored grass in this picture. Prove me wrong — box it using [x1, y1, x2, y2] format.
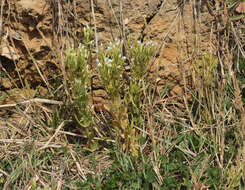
[0, 0, 244, 189]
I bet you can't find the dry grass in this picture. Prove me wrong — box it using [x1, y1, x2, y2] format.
[0, 0, 245, 189]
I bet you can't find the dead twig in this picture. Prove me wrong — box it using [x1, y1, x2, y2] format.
[0, 98, 64, 108]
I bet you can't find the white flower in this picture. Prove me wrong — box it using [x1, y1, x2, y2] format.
[145, 41, 155, 47]
[107, 46, 112, 51]
[84, 49, 88, 55]
[105, 57, 112, 67]
[97, 62, 102, 67]
[115, 40, 121, 46]
[75, 78, 81, 84]
[137, 40, 142, 45]
[79, 43, 85, 49]
[70, 52, 76, 57]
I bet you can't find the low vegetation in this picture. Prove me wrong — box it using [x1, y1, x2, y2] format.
[0, 0, 245, 189]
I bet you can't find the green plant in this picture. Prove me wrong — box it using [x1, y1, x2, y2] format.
[78, 150, 158, 190]
[192, 54, 218, 123]
[97, 39, 156, 156]
[66, 27, 95, 148]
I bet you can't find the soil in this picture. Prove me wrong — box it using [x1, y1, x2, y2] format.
[0, 0, 214, 119]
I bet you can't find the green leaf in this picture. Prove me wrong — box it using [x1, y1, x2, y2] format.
[146, 171, 155, 183]
[230, 14, 245, 21]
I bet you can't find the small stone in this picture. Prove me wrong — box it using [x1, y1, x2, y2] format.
[1, 78, 12, 88]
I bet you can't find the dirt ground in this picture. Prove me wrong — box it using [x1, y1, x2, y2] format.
[0, 0, 214, 119]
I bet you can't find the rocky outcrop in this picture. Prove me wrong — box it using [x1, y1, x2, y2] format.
[0, 0, 213, 103]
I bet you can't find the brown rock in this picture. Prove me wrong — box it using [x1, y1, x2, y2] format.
[1, 0, 213, 104]
[1, 78, 12, 89]
[93, 89, 107, 98]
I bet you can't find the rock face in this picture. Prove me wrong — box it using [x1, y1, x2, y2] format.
[0, 0, 213, 101]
